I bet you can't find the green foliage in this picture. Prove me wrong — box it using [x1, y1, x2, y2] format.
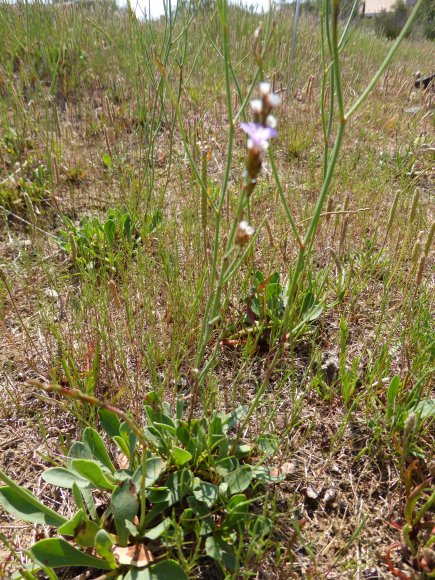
[373, 0, 435, 39]
[0, 128, 49, 212]
[57, 207, 162, 273]
[0, 393, 282, 577]
[387, 461, 435, 576]
[374, 0, 413, 40]
[226, 270, 324, 348]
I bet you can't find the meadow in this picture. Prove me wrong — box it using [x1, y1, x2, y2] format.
[0, 1, 433, 578]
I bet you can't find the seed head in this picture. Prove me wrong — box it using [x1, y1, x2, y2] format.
[415, 255, 426, 288]
[404, 412, 416, 435]
[424, 221, 434, 256]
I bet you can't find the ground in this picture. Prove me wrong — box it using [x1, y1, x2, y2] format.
[0, 2, 434, 579]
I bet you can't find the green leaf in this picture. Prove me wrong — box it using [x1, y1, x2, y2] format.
[0, 471, 67, 528]
[146, 208, 163, 234]
[102, 153, 112, 168]
[223, 494, 249, 529]
[111, 478, 139, 546]
[224, 465, 253, 494]
[124, 519, 139, 537]
[83, 427, 116, 473]
[144, 469, 193, 527]
[176, 395, 184, 420]
[123, 560, 188, 580]
[215, 456, 239, 477]
[71, 459, 115, 490]
[132, 457, 166, 488]
[144, 426, 170, 454]
[57, 508, 86, 535]
[99, 408, 121, 438]
[57, 509, 100, 547]
[42, 467, 91, 489]
[144, 518, 172, 540]
[144, 407, 176, 430]
[78, 485, 100, 522]
[257, 434, 279, 456]
[104, 219, 116, 249]
[235, 442, 252, 456]
[193, 481, 218, 507]
[170, 446, 192, 466]
[30, 538, 111, 569]
[222, 405, 249, 431]
[67, 441, 93, 468]
[11, 563, 57, 580]
[248, 514, 272, 539]
[205, 536, 235, 570]
[302, 303, 323, 323]
[413, 399, 435, 420]
[95, 529, 117, 569]
[113, 435, 130, 458]
[387, 375, 400, 420]
[120, 421, 137, 460]
[74, 519, 101, 548]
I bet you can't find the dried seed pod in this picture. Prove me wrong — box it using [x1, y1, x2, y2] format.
[415, 255, 426, 288]
[109, 279, 122, 310]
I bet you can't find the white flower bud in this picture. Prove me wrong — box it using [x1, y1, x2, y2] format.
[250, 99, 263, 114]
[260, 139, 270, 151]
[236, 221, 255, 245]
[268, 92, 281, 108]
[265, 114, 277, 128]
[259, 81, 271, 95]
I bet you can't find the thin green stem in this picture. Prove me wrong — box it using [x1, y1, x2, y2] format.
[269, 146, 304, 249]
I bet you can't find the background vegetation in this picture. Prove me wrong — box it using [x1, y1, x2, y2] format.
[0, 0, 433, 578]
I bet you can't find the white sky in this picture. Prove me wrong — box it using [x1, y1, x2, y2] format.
[119, 1, 274, 20]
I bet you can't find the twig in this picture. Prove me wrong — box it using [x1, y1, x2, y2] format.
[297, 207, 370, 226]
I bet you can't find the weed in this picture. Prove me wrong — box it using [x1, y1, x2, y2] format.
[0, 385, 282, 578]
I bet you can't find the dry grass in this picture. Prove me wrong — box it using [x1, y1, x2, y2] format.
[0, 2, 434, 578]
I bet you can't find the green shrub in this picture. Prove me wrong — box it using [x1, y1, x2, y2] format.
[375, 0, 412, 40]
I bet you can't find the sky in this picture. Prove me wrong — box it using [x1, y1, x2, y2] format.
[119, 0, 274, 20]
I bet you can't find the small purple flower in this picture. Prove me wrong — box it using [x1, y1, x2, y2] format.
[240, 122, 278, 151]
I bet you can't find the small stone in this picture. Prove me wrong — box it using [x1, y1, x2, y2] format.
[44, 288, 58, 300]
[305, 486, 319, 500]
[280, 462, 295, 477]
[362, 568, 382, 579]
[324, 487, 337, 504]
[321, 354, 339, 384]
[338, 500, 347, 514]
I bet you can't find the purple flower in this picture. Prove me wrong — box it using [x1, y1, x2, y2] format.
[240, 122, 278, 151]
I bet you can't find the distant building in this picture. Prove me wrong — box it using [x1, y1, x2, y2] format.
[364, 0, 397, 16]
[363, 0, 417, 16]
